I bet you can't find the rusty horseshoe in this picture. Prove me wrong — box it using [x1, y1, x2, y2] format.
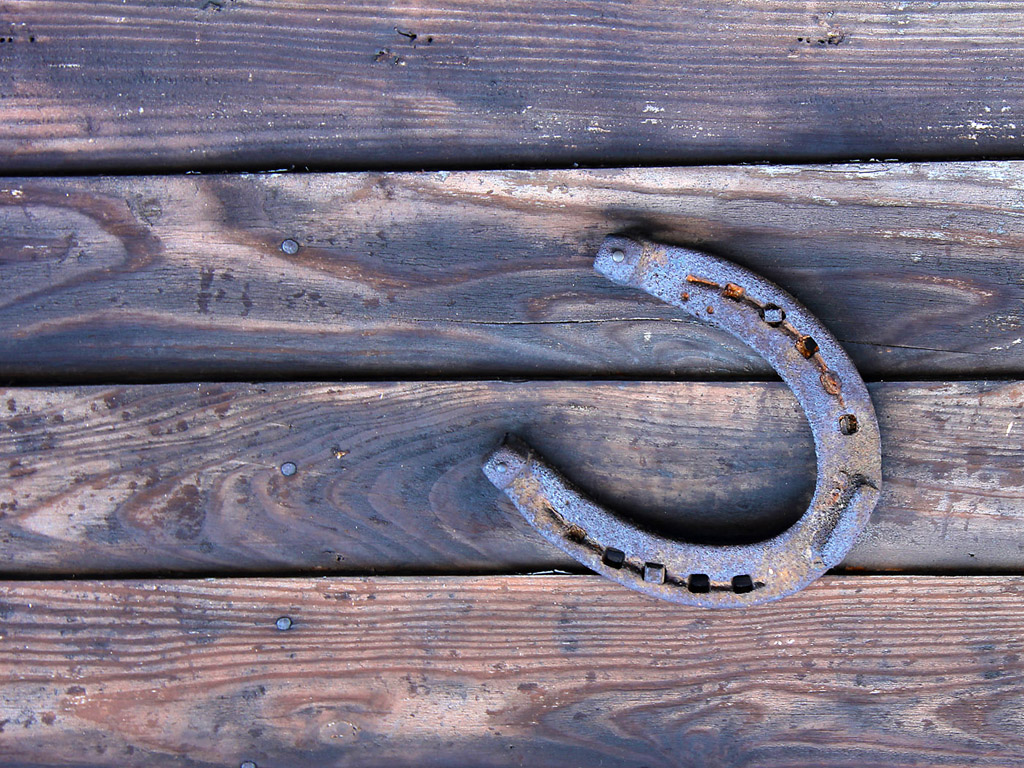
[483, 235, 882, 607]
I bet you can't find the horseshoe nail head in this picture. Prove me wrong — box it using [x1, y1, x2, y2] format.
[484, 235, 882, 608]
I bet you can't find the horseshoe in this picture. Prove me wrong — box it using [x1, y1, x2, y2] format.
[483, 235, 882, 607]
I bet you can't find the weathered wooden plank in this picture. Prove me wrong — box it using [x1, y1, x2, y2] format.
[0, 575, 1022, 767]
[1, 380, 1021, 575]
[2, 163, 1023, 382]
[3, 2, 1024, 171]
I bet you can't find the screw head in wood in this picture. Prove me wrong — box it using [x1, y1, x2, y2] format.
[275, 616, 292, 631]
[280, 238, 300, 254]
[280, 462, 297, 476]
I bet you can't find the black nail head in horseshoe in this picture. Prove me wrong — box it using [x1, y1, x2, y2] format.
[483, 236, 882, 607]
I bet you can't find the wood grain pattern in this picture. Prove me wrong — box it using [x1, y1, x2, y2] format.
[3, 2, 1024, 171]
[2, 163, 1024, 382]
[2, 379, 1021, 575]
[0, 574, 1023, 767]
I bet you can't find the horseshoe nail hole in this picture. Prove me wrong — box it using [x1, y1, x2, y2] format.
[761, 304, 785, 325]
[839, 413, 859, 435]
[687, 574, 710, 593]
[796, 335, 819, 358]
[820, 370, 842, 396]
[722, 283, 745, 300]
[731, 574, 754, 594]
[602, 547, 625, 568]
[643, 562, 665, 584]
[565, 524, 587, 544]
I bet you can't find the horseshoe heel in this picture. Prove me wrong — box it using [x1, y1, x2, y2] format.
[483, 235, 882, 607]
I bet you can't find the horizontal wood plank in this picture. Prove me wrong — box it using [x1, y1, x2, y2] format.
[3, 2, 1024, 170]
[1, 379, 1021, 575]
[0, 574, 1023, 767]
[2, 163, 1024, 381]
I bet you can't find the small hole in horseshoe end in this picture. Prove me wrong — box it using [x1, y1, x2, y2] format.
[602, 548, 625, 568]
[687, 574, 710, 593]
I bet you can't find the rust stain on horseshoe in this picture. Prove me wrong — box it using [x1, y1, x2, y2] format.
[483, 235, 882, 608]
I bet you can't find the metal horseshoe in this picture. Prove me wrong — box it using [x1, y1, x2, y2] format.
[483, 235, 882, 607]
